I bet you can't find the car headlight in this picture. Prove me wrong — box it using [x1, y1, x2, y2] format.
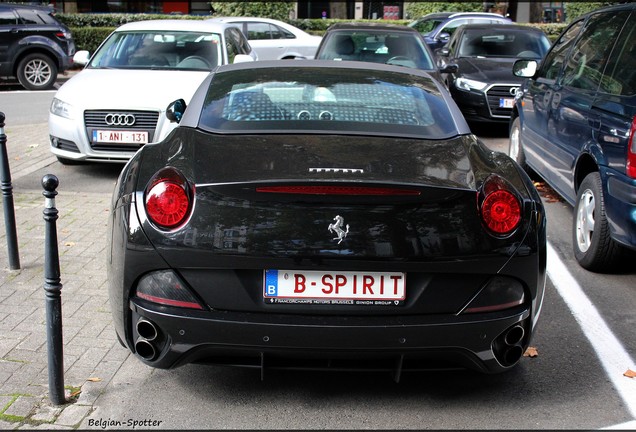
[50, 98, 75, 119]
[455, 77, 488, 92]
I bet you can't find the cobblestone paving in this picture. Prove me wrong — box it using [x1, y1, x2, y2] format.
[1, 122, 129, 429]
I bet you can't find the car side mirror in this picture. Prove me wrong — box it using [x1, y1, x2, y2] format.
[436, 47, 450, 57]
[233, 54, 255, 64]
[166, 99, 187, 124]
[513, 59, 538, 78]
[437, 33, 450, 43]
[73, 50, 90, 66]
[439, 63, 458, 74]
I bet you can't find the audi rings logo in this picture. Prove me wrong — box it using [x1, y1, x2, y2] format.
[105, 113, 136, 126]
[509, 87, 520, 96]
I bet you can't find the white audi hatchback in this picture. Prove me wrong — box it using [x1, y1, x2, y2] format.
[48, 19, 256, 164]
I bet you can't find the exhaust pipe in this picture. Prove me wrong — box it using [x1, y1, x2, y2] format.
[493, 323, 526, 367]
[503, 325, 525, 346]
[135, 338, 156, 360]
[502, 345, 523, 365]
[136, 319, 159, 341]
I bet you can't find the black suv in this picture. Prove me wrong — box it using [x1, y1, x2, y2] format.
[0, 3, 75, 90]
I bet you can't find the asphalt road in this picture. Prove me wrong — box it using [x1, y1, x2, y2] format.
[2, 87, 635, 429]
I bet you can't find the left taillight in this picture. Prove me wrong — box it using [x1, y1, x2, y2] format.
[144, 167, 193, 229]
[135, 270, 204, 310]
[627, 116, 636, 179]
[479, 175, 522, 236]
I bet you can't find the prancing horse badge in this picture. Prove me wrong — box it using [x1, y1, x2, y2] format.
[328, 215, 349, 244]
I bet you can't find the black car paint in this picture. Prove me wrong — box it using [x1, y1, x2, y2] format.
[108, 62, 546, 375]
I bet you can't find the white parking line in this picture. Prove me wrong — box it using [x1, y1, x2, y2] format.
[547, 243, 636, 419]
[603, 420, 636, 430]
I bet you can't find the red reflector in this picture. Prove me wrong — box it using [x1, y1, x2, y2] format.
[256, 186, 420, 196]
[627, 116, 636, 179]
[146, 182, 190, 228]
[136, 292, 203, 310]
[465, 299, 524, 313]
[55, 32, 65, 38]
[482, 190, 521, 234]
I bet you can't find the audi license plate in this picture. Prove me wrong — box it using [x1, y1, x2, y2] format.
[499, 98, 514, 108]
[92, 130, 148, 144]
[264, 269, 405, 306]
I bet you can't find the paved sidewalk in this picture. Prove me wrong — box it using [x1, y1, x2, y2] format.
[0, 122, 126, 429]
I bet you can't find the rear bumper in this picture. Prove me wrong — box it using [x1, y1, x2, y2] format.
[127, 300, 533, 375]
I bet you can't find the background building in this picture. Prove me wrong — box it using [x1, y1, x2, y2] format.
[45, 1, 405, 19]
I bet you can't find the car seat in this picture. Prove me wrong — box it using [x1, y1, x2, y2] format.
[460, 37, 486, 57]
[225, 91, 284, 121]
[331, 35, 357, 60]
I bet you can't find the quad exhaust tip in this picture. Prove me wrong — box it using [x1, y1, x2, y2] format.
[134, 318, 162, 361]
[134, 338, 156, 360]
[137, 319, 159, 341]
[494, 324, 526, 367]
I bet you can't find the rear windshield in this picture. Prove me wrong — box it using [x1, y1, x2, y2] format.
[198, 67, 459, 138]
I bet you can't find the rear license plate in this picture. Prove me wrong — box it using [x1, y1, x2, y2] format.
[499, 98, 514, 108]
[92, 130, 148, 144]
[264, 269, 405, 306]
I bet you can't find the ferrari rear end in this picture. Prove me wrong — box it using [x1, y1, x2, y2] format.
[107, 61, 546, 378]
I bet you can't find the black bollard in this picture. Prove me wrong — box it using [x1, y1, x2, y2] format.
[0, 112, 20, 270]
[42, 174, 65, 405]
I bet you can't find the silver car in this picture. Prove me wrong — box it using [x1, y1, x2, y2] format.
[48, 19, 256, 164]
[207, 17, 321, 60]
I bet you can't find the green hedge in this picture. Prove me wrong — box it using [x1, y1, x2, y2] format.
[63, 14, 568, 53]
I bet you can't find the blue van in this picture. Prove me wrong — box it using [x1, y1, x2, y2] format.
[509, 3, 636, 272]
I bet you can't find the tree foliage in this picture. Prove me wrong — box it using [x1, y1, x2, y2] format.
[210, 2, 294, 20]
[404, 2, 483, 20]
[564, 2, 619, 23]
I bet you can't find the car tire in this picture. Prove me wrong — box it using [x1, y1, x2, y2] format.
[572, 172, 623, 272]
[17, 53, 58, 90]
[508, 117, 528, 171]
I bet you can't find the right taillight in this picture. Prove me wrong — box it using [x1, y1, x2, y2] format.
[479, 175, 522, 236]
[627, 116, 636, 179]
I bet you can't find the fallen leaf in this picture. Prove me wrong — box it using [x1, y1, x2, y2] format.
[524, 346, 539, 358]
[624, 369, 636, 378]
[64, 242, 75, 247]
[87, 377, 102, 382]
[70, 389, 81, 397]
[532, 181, 562, 203]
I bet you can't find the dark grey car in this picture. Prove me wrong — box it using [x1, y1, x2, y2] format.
[0, 3, 75, 90]
[314, 22, 457, 82]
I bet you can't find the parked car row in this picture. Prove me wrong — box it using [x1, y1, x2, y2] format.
[40, 3, 636, 378]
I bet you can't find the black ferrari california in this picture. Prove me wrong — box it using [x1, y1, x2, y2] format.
[108, 60, 546, 378]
